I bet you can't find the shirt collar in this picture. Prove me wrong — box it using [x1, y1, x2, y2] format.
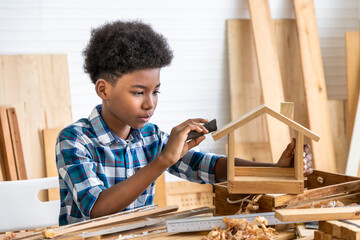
[89, 105, 143, 145]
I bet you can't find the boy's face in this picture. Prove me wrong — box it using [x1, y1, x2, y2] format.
[102, 68, 160, 130]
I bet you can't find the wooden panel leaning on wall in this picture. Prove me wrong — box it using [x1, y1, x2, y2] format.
[0, 55, 72, 180]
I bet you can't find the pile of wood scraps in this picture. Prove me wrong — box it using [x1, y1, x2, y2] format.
[0, 107, 27, 181]
[0, 205, 213, 240]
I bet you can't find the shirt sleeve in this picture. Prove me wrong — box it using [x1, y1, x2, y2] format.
[156, 128, 224, 185]
[56, 128, 105, 219]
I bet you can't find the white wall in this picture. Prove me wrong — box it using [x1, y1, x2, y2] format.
[0, 0, 358, 181]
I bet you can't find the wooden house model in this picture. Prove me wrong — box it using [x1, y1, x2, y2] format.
[211, 104, 320, 194]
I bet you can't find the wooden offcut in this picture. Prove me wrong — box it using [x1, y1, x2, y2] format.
[7, 108, 27, 180]
[346, 31, 360, 142]
[293, 0, 336, 172]
[247, 0, 290, 162]
[0, 107, 18, 180]
[0, 55, 72, 179]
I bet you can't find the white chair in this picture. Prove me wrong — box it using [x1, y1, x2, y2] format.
[0, 176, 60, 232]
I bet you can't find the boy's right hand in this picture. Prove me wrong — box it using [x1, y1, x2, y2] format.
[158, 118, 209, 167]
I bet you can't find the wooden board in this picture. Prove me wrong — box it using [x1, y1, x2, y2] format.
[0, 107, 18, 180]
[7, 108, 27, 180]
[276, 206, 360, 222]
[154, 173, 166, 208]
[328, 99, 349, 174]
[346, 92, 360, 176]
[0, 55, 72, 179]
[247, 0, 290, 162]
[43, 128, 62, 200]
[293, 0, 336, 172]
[346, 31, 360, 142]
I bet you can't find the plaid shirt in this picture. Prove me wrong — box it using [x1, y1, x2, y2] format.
[56, 105, 221, 225]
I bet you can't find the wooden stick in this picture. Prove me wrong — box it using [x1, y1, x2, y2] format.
[0, 107, 18, 180]
[276, 207, 360, 222]
[7, 108, 27, 180]
[234, 167, 295, 177]
[295, 132, 304, 180]
[293, 0, 336, 172]
[228, 132, 235, 181]
[247, 0, 290, 162]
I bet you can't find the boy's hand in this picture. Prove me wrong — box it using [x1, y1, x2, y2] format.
[159, 118, 209, 167]
[275, 138, 313, 176]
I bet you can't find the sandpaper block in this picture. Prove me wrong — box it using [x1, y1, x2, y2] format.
[186, 119, 217, 141]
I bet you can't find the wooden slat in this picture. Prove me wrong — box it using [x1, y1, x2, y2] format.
[7, 108, 27, 180]
[295, 133, 304, 180]
[247, 0, 290, 162]
[0, 55, 72, 179]
[0, 107, 18, 180]
[228, 132, 235, 181]
[234, 167, 295, 177]
[293, 0, 336, 172]
[346, 31, 360, 142]
[43, 128, 61, 200]
[229, 176, 303, 194]
[276, 207, 360, 222]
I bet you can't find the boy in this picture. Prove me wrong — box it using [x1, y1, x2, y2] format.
[56, 20, 313, 225]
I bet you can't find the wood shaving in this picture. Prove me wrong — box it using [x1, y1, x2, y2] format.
[202, 216, 277, 240]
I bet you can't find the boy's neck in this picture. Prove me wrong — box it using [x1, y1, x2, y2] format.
[100, 105, 131, 140]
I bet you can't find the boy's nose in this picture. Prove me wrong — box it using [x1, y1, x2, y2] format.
[143, 96, 156, 110]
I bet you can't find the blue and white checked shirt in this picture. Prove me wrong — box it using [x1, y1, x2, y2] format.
[56, 105, 222, 225]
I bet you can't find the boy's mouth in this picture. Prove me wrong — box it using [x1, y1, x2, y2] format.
[139, 116, 151, 122]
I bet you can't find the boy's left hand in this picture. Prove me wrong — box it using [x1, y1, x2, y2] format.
[275, 138, 313, 176]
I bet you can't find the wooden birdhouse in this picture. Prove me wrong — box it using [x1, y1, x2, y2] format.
[211, 104, 320, 194]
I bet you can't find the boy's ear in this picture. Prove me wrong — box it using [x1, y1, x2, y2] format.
[95, 79, 111, 100]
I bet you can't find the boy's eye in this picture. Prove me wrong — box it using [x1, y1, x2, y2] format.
[131, 91, 144, 95]
[153, 90, 161, 95]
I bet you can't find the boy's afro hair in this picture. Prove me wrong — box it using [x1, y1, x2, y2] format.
[83, 20, 173, 84]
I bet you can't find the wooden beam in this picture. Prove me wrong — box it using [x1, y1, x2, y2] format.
[293, 0, 336, 172]
[234, 167, 295, 177]
[0, 107, 18, 180]
[346, 31, 360, 142]
[276, 207, 360, 222]
[346, 92, 360, 176]
[7, 108, 27, 180]
[247, 0, 290, 162]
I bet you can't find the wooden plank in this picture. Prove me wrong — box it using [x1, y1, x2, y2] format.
[319, 221, 345, 238]
[273, 179, 360, 207]
[280, 102, 294, 120]
[43, 128, 61, 200]
[276, 207, 360, 222]
[0, 107, 18, 180]
[234, 167, 295, 177]
[229, 176, 303, 194]
[0, 55, 72, 179]
[247, 0, 290, 162]
[7, 108, 27, 180]
[328, 100, 349, 174]
[293, 0, 336, 172]
[346, 32, 360, 142]
[44, 205, 179, 238]
[346, 92, 360, 176]
[307, 170, 360, 189]
[295, 132, 304, 180]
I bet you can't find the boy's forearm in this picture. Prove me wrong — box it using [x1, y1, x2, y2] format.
[90, 155, 168, 219]
[214, 157, 275, 182]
